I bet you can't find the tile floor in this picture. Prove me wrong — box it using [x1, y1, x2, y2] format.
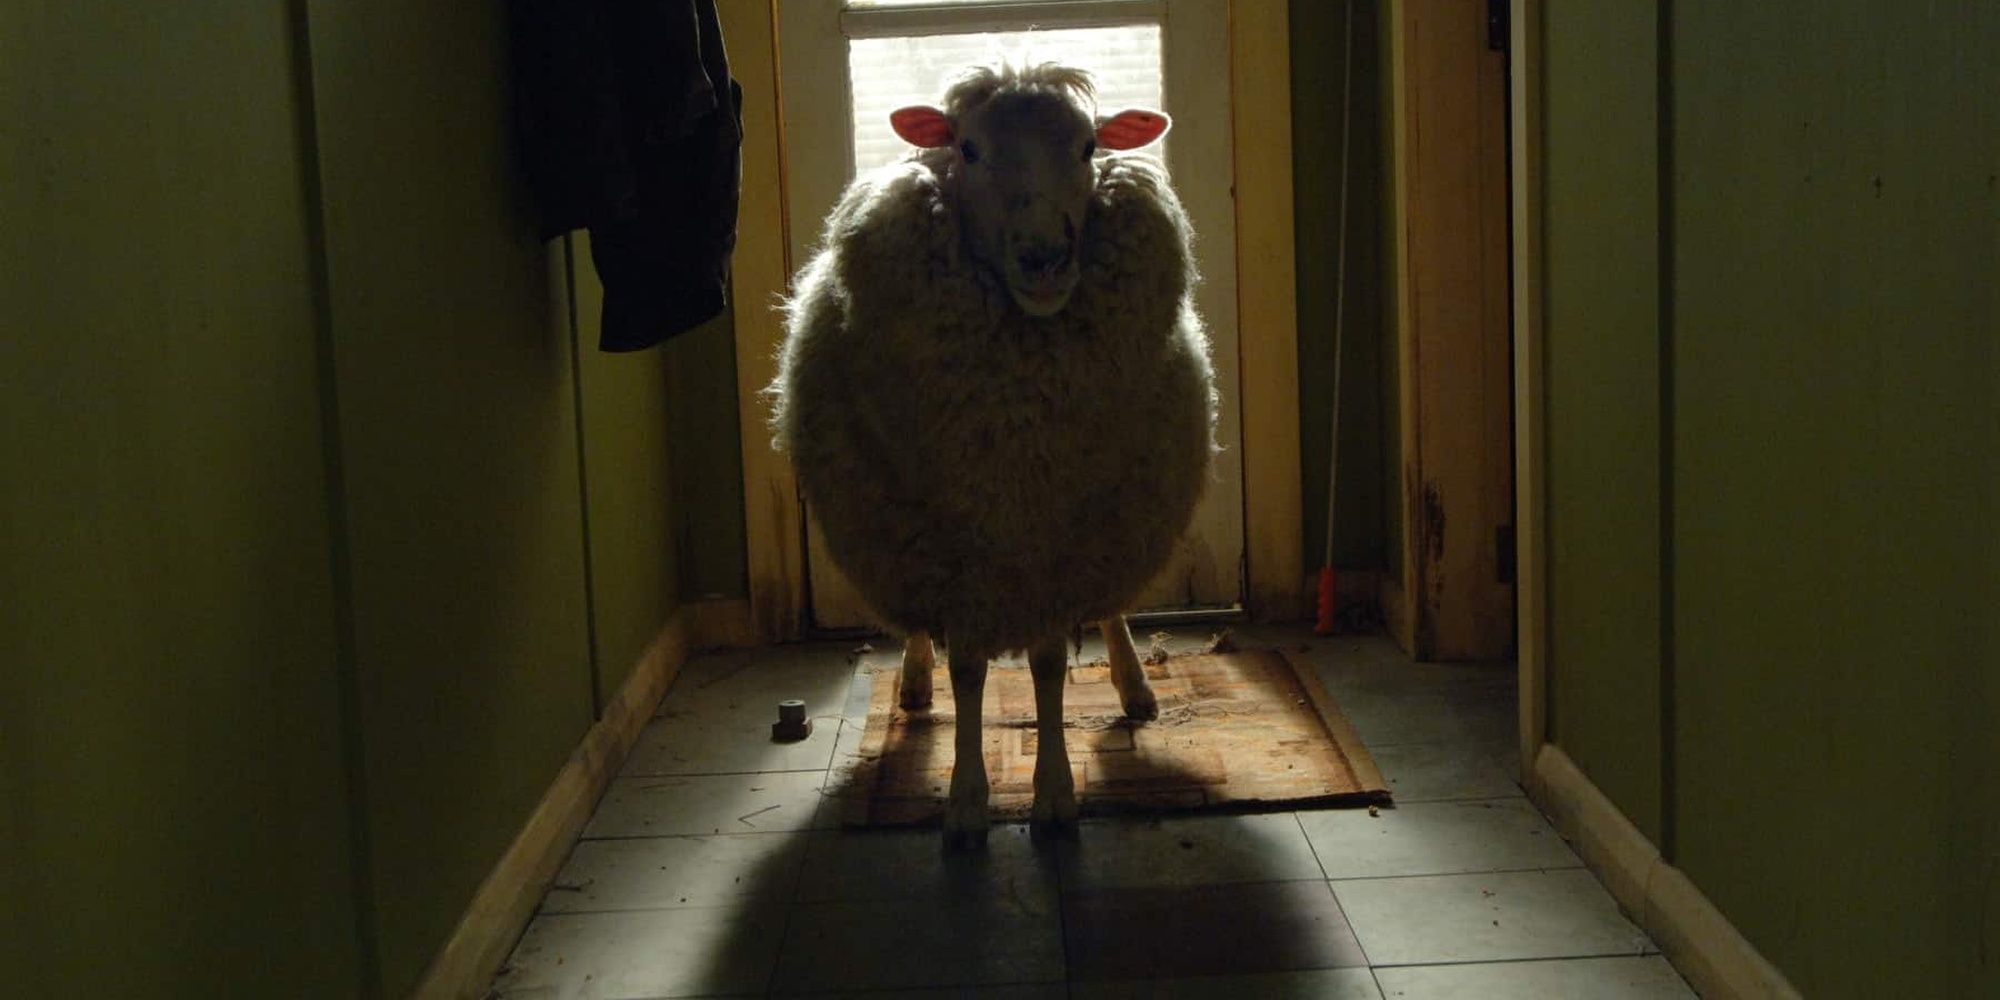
[492, 626, 1694, 999]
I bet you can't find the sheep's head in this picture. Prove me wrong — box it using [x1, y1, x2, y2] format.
[891, 63, 1170, 317]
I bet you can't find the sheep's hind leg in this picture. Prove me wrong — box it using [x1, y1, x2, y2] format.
[899, 632, 935, 709]
[1102, 616, 1160, 720]
[1029, 635, 1080, 833]
[943, 646, 990, 848]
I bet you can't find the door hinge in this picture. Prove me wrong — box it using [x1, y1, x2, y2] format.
[1488, 0, 1510, 52]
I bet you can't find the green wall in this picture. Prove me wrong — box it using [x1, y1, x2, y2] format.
[1541, 0, 1664, 843]
[571, 236, 682, 707]
[303, 4, 600, 991]
[1292, 0, 1394, 576]
[1, 2, 699, 996]
[664, 310, 751, 602]
[0, 4, 361, 995]
[1540, 3, 1999, 996]
[1670, 3, 1997, 994]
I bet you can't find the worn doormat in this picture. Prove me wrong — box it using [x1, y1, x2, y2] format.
[828, 647, 1390, 827]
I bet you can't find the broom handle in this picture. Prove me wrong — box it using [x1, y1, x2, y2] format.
[1323, 0, 1356, 569]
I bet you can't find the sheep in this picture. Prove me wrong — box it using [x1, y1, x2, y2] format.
[768, 62, 1216, 845]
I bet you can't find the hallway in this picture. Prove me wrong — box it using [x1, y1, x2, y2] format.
[493, 627, 1692, 998]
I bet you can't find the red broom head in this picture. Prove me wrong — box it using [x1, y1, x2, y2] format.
[1314, 565, 1339, 635]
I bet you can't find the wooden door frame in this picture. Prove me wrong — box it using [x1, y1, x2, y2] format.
[722, 0, 806, 640]
[727, 0, 1303, 641]
[1378, 0, 1516, 663]
[1508, 0, 1550, 781]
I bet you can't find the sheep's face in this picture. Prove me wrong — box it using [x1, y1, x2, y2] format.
[893, 91, 1169, 318]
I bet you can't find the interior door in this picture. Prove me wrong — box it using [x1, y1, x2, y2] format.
[778, 0, 1245, 630]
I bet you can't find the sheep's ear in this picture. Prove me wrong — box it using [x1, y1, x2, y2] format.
[890, 105, 954, 147]
[1096, 108, 1171, 150]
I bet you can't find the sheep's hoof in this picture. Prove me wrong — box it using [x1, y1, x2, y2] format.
[1119, 684, 1160, 721]
[1030, 797, 1080, 839]
[942, 808, 990, 850]
[1030, 766, 1079, 836]
[943, 824, 990, 850]
[899, 684, 934, 711]
[942, 772, 989, 849]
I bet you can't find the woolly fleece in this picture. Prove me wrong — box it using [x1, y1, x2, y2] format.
[769, 146, 1217, 656]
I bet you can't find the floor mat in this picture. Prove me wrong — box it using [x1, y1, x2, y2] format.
[830, 647, 1390, 826]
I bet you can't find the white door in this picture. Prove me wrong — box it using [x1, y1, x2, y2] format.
[778, 0, 1245, 629]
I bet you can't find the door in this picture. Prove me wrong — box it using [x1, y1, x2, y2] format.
[778, 0, 1246, 630]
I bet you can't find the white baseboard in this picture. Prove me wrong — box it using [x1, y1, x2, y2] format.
[1530, 744, 1802, 1000]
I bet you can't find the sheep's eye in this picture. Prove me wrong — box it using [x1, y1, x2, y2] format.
[1082, 140, 1097, 161]
[959, 139, 980, 163]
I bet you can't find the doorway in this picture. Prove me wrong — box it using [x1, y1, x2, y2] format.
[776, 0, 1247, 630]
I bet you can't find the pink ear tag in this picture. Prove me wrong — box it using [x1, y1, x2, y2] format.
[1096, 108, 1171, 150]
[890, 106, 955, 148]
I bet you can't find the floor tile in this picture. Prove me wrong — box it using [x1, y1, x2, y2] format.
[1298, 798, 1579, 879]
[1373, 955, 1695, 999]
[583, 771, 832, 839]
[1286, 635, 1512, 695]
[657, 643, 860, 719]
[795, 825, 1060, 906]
[828, 711, 878, 790]
[1063, 880, 1367, 981]
[1333, 869, 1654, 966]
[770, 892, 1064, 994]
[1369, 741, 1522, 802]
[803, 986, 1068, 1000]
[1056, 813, 1326, 890]
[493, 903, 785, 999]
[623, 709, 841, 776]
[841, 661, 880, 718]
[637, 647, 856, 776]
[1071, 967, 1384, 999]
[540, 833, 809, 913]
[1331, 687, 1517, 747]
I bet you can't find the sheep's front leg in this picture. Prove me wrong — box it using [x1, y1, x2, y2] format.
[1028, 635, 1080, 832]
[943, 646, 990, 848]
[1102, 616, 1159, 720]
[899, 631, 935, 709]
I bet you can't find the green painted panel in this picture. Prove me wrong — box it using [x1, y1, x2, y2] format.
[571, 237, 680, 703]
[1292, 0, 1391, 574]
[0, 5, 360, 996]
[664, 308, 749, 601]
[1671, 4, 1998, 995]
[1540, 0, 1663, 841]
[303, 3, 596, 993]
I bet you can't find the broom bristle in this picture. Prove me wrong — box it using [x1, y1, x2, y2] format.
[1314, 565, 1339, 635]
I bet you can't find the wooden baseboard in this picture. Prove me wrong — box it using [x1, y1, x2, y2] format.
[413, 598, 753, 1000]
[1530, 744, 1802, 1000]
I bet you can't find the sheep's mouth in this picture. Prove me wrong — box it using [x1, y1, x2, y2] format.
[1007, 261, 1079, 316]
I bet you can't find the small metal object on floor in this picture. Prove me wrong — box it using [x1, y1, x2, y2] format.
[771, 699, 812, 741]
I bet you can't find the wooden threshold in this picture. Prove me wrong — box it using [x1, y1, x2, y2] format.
[1530, 744, 1802, 1000]
[411, 599, 755, 1000]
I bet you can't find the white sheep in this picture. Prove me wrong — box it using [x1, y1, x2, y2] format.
[768, 62, 1216, 844]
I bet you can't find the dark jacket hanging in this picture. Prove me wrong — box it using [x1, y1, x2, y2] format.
[511, 0, 742, 351]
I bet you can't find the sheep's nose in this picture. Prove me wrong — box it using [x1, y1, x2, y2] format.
[1017, 244, 1071, 275]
